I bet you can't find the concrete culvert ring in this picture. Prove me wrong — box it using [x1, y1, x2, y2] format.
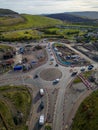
[40, 68, 62, 81]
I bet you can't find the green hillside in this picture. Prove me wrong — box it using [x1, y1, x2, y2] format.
[0, 16, 25, 26]
[72, 90, 98, 130]
[0, 85, 31, 130]
[0, 14, 63, 32]
[0, 8, 24, 26]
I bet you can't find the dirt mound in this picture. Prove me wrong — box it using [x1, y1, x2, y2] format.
[40, 68, 62, 81]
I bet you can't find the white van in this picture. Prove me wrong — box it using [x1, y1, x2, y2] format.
[39, 115, 45, 125]
[39, 89, 44, 96]
[50, 56, 54, 61]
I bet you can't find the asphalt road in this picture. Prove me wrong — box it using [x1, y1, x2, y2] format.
[0, 41, 98, 130]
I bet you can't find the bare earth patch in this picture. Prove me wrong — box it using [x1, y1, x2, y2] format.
[40, 68, 62, 81]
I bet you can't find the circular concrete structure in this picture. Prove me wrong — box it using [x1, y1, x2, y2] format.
[40, 68, 62, 81]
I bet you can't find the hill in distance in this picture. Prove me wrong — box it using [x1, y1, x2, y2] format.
[65, 11, 98, 20]
[0, 9, 63, 32]
[0, 8, 19, 16]
[45, 13, 96, 23]
[0, 8, 25, 26]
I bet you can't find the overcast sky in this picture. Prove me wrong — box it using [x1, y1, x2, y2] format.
[0, 0, 98, 14]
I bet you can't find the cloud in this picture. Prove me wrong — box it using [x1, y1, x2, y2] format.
[0, 0, 98, 14]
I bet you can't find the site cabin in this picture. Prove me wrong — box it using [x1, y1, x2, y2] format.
[39, 89, 44, 96]
[14, 65, 23, 71]
[39, 115, 45, 125]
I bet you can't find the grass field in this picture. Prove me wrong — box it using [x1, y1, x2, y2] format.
[43, 27, 80, 39]
[0, 44, 14, 52]
[72, 90, 98, 130]
[0, 85, 31, 130]
[0, 14, 63, 32]
[1, 29, 41, 41]
[0, 16, 25, 26]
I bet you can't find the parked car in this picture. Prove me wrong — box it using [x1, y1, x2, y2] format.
[80, 67, 85, 71]
[55, 64, 59, 67]
[88, 65, 94, 70]
[39, 115, 45, 125]
[53, 78, 60, 84]
[89, 64, 94, 67]
[34, 74, 38, 79]
[71, 71, 77, 76]
[40, 101, 44, 109]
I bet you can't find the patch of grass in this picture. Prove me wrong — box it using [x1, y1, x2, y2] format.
[0, 85, 26, 91]
[43, 27, 81, 40]
[83, 71, 94, 78]
[74, 77, 82, 84]
[53, 43, 63, 47]
[0, 44, 13, 51]
[0, 85, 31, 130]
[73, 71, 94, 84]
[0, 16, 24, 26]
[3, 91, 31, 113]
[72, 90, 98, 130]
[1, 29, 41, 41]
[45, 123, 52, 130]
[0, 100, 15, 129]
